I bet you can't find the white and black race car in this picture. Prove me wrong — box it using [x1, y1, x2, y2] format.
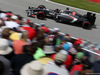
[26, 5, 96, 29]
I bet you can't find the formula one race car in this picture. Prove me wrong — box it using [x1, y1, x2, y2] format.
[26, 5, 96, 29]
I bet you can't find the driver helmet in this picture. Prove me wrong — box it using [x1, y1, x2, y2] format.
[60, 10, 64, 13]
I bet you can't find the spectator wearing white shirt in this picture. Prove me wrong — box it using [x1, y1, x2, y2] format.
[4, 15, 20, 30]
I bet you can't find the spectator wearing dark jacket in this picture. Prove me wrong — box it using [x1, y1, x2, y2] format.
[0, 56, 11, 75]
[11, 44, 37, 75]
[91, 60, 100, 73]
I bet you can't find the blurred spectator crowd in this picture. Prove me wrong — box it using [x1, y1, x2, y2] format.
[0, 9, 100, 75]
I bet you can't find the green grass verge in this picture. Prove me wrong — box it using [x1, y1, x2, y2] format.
[51, 0, 100, 13]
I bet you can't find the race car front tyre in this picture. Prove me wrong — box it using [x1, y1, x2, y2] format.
[38, 5, 46, 9]
[82, 21, 91, 29]
[37, 12, 45, 20]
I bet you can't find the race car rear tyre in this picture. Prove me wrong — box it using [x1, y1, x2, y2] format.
[82, 21, 91, 29]
[37, 12, 45, 20]
[38, 5, 46, 9]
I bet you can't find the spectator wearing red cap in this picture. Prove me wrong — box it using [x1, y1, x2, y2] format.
[6, 12, 13, 16]
[73, 38, 82, 46]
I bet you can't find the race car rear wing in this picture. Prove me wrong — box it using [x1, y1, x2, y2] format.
[86, 12, 96, 25]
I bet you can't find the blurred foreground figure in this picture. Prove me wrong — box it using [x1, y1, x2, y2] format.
[20, 61, 48, 75]
[45, 50, 69, 75]
[11, 43, 37, 75]
[0, 56, 11, 75]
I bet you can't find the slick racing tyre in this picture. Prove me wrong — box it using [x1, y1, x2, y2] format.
[37, 12, 45, 20]
[82, 21, 91, 29]
[38, 5, 46, 9]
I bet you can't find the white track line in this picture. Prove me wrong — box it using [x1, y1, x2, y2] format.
[45, 0, 100, 15]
